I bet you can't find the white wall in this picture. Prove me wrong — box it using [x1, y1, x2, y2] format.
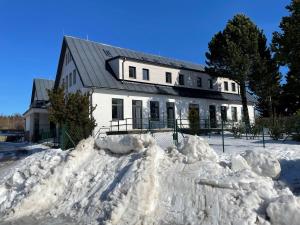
[108, 58, 239, 94]
[59, 47, 83, 93]
[92, 89, 255, 132]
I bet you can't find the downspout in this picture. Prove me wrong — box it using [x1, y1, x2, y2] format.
[121, 57, 126, 83]
[89, 87, 95, 137]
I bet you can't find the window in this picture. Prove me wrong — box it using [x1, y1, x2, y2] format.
[69, 73, 72, 87]
[65, 52, 68, 65]
[66, 75, 69, 90]
[129, 66, 136, 79]
[150, 101, 159, 121]
[112, 99, 123, 120]
[224, 81, 228, 91]
[231, 107, 237, 122]
[241, 107, 244, 121]
[62, 78, 65, 88]
[221, 106, 227, 121]
[179, 74, 184, 85]
[166, 72, 172, 83]
[73, 70, 76, 85]
[232, 83, 236, 92]
[208, 79, 213, 89]
[197, 77, 202, 87]
[143, 68, 149, 80]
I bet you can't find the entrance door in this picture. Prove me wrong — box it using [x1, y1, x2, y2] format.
[132, 100, 142, 129]
[209, 105, 217, 128]
[166, 102, 175, 128]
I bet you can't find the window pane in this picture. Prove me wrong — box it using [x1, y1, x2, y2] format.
[221, 106, 227, 121]
[231, 107, 237, 122]
[224, 81, 228, 91]
[179, 74, 184, 85]
[208, 79, 213, 89]
[143, 69, 149, 80]
[73, 70, 76, 85]
[129, 66, 136, 78]
[232, 83, 236, 92]
[112, 99, 123, 120]
[150, 101, 159, 120]
[69, 73, 72, 87]
[66, 76, 69, 90]
[197, 77, 202, 87]
[166, 72, 172, 83]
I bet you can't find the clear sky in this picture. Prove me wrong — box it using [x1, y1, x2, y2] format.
[0, 0, 290, 115]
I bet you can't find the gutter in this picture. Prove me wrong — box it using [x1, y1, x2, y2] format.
[121, 57, 126, 83]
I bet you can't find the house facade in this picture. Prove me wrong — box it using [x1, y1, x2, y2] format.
[23, 79, 54, 141]
[53, 36, 256, 134]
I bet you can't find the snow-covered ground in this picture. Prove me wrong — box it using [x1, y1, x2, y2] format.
[0, 133, 299, 225]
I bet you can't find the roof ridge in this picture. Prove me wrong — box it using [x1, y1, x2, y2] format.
[64, 35, 205, 69]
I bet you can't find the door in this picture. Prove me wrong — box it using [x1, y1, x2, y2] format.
[189, 104, 200, 129]
[209, 105, 217, 128]
[166, 102, 175, 128]
[132, 100, 142, 129]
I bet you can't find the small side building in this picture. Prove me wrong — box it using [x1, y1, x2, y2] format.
[23, 78, 54, 142]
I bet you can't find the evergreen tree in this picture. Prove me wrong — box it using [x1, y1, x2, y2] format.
[249, 31, 281, 117]
[48, 88, 96, 148]
[205, 14, 262, 128]
[272, 0, 300, 115]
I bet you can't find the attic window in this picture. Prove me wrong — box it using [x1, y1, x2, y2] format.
[141, 57, 148, 61]
[103, 49, 112, 57]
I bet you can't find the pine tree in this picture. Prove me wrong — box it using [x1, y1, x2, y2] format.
[47, 88, 97, 148]
[249, 31, 281, 117]
[272, 0, 300, 115]
[205, 14, 262, 128]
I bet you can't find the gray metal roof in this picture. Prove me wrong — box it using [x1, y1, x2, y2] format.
[54, 36, 256, 104]
[31, 78, 54, 104]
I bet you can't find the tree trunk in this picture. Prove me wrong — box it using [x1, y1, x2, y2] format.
[240, 82, 251, 129]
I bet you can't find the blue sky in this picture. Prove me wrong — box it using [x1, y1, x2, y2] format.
[0, 0, 290, 115]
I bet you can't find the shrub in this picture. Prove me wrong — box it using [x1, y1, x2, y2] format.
[48, 88, 97, 149]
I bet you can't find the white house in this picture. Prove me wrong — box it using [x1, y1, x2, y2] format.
[23, 79, 54, 141]
[52, 36, 256, 134]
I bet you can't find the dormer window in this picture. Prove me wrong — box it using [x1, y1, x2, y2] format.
[129, 66, 136, 79]
[232, 83, 236, 92]
[208, 79, 213, 89]
[224, 81, 228, 91]
[143, 68, 149, 80]
[197, 77, 202, 87]
[179, 74, 184, 85]
[166, 72, 172, 83]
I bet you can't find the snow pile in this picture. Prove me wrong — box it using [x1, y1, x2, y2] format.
[231, 154, 251, 171]
[95, 134, 155, 154]
[179, 135, 218, 163]
[0, 134, 298, 225]
[267, 195, 300, 225]
[243, 150, 281, 178]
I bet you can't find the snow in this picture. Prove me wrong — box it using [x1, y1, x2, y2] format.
[243, 150, 281, 178]
[267, 195, 300, 225]
[178, 135, 218, 163]
[0, 133, 299, 224]
[231, 154, 250, 171]
[95, 134, 155, 154]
